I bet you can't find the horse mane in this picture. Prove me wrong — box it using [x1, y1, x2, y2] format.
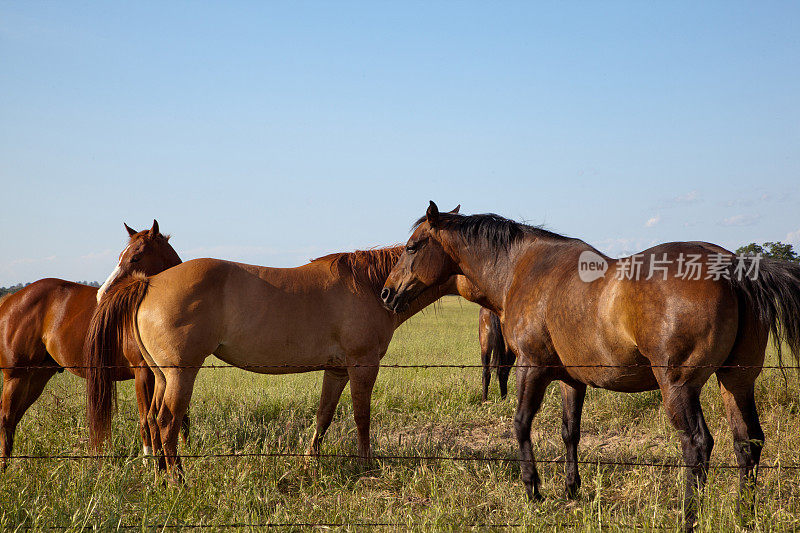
[312, 246, 403, 295]
[413, 212, 571, 250]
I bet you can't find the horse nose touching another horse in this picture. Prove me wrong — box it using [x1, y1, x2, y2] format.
[76, 203, 800, 532]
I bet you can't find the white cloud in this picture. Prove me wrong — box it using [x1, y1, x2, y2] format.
[720, 214, 761, 227]
[658, 190, 700, 209]
[594, 237, 658, 258]
[645, 215, 661, 228]
[674, 190, 700, 203]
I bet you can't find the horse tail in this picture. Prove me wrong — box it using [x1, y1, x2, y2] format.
[86, 273, 150, 449]
[488, 312, 505, 370]
[731, 258, 800, 370]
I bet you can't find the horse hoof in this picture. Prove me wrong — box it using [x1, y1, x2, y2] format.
[525, 488, 544, 502]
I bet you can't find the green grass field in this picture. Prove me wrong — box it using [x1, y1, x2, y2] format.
[1, 296, 799, 531]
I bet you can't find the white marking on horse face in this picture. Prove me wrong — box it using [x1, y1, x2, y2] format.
[143, 445, 153, 456]
[96, 242, 132, 302]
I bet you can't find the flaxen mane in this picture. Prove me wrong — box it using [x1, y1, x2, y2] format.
[312, 246, 403, 295]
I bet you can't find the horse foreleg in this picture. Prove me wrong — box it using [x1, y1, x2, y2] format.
[559, 381, 586, 499]
[717, 372, 763, 525]
[307, 368, 349, 459]
[514, 364, 552, 502]
[157, 368, 199, 483]
[347, 361, 379, 464]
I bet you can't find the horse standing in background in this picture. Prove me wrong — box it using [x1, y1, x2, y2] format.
[85, 236, 478, 480]
[479, 308, 515, 401]
[382, 201, 800, 531]
[0, 220, 183, 468]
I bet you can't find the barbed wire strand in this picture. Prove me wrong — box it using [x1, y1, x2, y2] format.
[5, 362, 800, 370]
[6, 450, 800, 470]
[5, 358, 798, 529]
[17, 519, 677, 530]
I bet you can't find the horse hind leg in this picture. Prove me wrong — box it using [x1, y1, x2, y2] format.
[480, 343, 491, 402]
[133, 365, 155, 457]
[157, 367, 199, 482]
[146, 376, 166, 471]
[656, 377, 713, 532]
[180, 411, 190, 446]
[560, 381, 586, 499]
[307, 368, 349, 460]
[716, 315, 766, 525]
[1, 368, 57, 470]
[717, 374, 763, 525]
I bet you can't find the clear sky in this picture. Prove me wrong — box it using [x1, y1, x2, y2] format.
[1, 2, 798, 286]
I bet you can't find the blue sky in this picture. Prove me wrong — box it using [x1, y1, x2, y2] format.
[1, 2, 799, 285]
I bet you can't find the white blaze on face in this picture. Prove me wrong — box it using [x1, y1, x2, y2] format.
[96, 242, 132, 302]
[143, 445, 153, 456]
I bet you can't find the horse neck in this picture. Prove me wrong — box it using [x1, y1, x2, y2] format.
[440, 232, 539, 317]
[393, 276, 459, 325]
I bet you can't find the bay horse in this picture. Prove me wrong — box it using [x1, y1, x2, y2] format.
[479, 308, 515, 401]
[0, 220, 182, 469]
[382, 201, 800, 530]
[85, 242, 477, 479]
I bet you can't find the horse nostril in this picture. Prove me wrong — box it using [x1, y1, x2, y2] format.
[381, 288, 392, 301]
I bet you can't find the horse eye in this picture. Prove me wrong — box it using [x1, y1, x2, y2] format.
[130, 255, 141, 263]
[406, 243, 417, 253]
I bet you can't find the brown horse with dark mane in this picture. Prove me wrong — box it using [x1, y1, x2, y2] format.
[85, 238, 475, 479]
[382, 201, 800, 530]
[479, 308, 515, 401]
[0, 221, 182, 469]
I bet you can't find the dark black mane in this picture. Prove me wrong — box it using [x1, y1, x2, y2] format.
[413, 212, 570, 250]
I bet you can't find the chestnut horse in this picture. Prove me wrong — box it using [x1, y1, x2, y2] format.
[479, 308, 515, 401]
[85, 244, 475, 478]
[0, 220, 182, 469]
[382, 202, 800, 530]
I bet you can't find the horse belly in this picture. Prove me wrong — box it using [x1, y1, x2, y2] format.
[561, 347, 659, 393]
[214, 333, 345, 375]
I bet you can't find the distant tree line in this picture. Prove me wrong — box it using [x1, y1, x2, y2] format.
[0, 280, 100, 298]
[0, 242, 797, 298]
[735, 241, 799, 262]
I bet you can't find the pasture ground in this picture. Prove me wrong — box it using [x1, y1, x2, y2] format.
[1, 296, 799, 531]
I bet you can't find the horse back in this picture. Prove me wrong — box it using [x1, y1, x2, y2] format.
[504, 242, 741, 391]
[0, 279, 97, 376]
[135, 257, 394, 372]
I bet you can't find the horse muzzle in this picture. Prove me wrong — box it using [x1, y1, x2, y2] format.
[380, 287, 410, 313]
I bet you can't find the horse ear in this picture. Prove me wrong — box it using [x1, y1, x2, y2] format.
[426, 201, 440, 227]
[449, 205, 460, 214]
[150, 219, 159, 236]
[124, 223, 137, 237]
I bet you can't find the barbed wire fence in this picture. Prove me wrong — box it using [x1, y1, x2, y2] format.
[3, 361, 800, 529]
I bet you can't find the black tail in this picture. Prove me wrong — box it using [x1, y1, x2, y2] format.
[732, 258, 800, 369]
[488, 312, 515, 398]
[487, 312, 506, 369]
